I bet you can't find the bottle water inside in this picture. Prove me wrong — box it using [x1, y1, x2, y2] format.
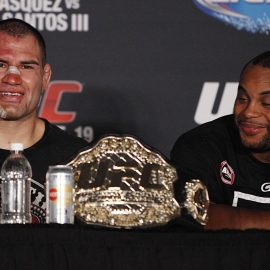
[0, 143, 32, 224]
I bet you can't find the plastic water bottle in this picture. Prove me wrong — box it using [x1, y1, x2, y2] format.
[0, 143, 32, 224]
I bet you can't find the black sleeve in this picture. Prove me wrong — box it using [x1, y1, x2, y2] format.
[170, 133, 225, 204]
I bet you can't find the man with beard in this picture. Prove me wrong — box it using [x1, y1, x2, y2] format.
[0, 18, 89, 223]
[171, 51, 270, 230]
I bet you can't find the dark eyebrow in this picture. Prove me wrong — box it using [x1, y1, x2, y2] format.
[20, 60, 40, 66]
[261, 90, 270, 96]
[0, 59, 8, 64]
[237, 85, 246, 93]
[238, 85, 270, 96]
[0, 59, 40, 66]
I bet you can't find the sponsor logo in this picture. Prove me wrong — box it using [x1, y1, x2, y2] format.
[39, 80, 82, 123]
[194, 81, 238, 124]
[220, 160, 235, 185]
[38, 80, 94, 142]
[193, 0, 270, 34]
[261, 182, 270, 192]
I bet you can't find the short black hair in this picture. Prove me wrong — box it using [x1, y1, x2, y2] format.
[240, 51, 270, 77]
[0, 18, 47, 65]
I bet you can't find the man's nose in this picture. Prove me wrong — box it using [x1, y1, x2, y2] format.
[243, 102, 261, 118]
[1, 67, 22, 85]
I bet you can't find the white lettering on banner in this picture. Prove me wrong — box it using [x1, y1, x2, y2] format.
[74, 126, 94, 142]
[2, 12, 69, 31]
[71, 13, 88, 31]
[64, 0, 79, 9]
[194, 82, 238, 124]
[0, 0, 12, 11]
[58, 125, 94, 142]
[0, 0, 63, 12]
[233, 191, 270, 207]
[57, 125, 66, 131]
[0, 0, 89, 32]
[4, 0, 20, 12]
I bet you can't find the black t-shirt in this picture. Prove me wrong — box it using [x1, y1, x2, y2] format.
[171, 114, 270, 210]
[0, 119, 89, 223]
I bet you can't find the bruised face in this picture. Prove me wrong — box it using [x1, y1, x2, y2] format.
[0, 32, 51, 121]
[234, 64, 270, 152]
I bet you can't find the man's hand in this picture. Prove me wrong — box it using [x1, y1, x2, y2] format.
[205, 204, 270, 230]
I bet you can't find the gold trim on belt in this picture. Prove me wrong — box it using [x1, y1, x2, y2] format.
[67, 135, 209, 228]
[67, 135, 180, 228]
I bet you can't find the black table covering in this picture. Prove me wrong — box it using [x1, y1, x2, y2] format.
[0, 224, 270, 270]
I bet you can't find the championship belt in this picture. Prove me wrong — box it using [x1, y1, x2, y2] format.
[67, 135, 209, 228]
[183, 179, 209, 226]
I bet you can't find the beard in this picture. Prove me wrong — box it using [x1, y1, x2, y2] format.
[234, 117, 270, 153]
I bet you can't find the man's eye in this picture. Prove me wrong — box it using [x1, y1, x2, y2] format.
[0, 62, 7, 68]
[262, 103, 270, 107]
[237, 96, 248, 103]
[20, 64, 34, 70]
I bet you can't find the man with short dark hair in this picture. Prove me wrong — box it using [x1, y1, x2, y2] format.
[171, 51, 270, 230]
[0, 18, 88, 223]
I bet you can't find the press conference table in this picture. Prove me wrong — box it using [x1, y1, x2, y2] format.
[0, 223, 270, 270]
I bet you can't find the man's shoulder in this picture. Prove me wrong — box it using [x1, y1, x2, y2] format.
[47, 122, 86, 143]
[43, 120, 89, 152]
[187, 114, 234, 133]
[171, 114, 236, 155]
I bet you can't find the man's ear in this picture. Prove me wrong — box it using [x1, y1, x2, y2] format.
[42, 63, 52, 90]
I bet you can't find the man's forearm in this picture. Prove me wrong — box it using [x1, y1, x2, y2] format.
[205, 204, 270, 230]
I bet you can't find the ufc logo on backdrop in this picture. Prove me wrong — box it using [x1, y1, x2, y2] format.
[194, 82, 238, 124]
[39, 80, 83, 123]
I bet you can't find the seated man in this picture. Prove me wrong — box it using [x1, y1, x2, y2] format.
[171, 51, 270, 230]
[0, 18, 89, 223]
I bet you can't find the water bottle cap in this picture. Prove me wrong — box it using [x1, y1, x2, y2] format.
[10, 143, 24, 151]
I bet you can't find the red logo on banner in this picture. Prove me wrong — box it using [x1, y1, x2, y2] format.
[49, 188, 58, 201]
[39, 80, 83, 123]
